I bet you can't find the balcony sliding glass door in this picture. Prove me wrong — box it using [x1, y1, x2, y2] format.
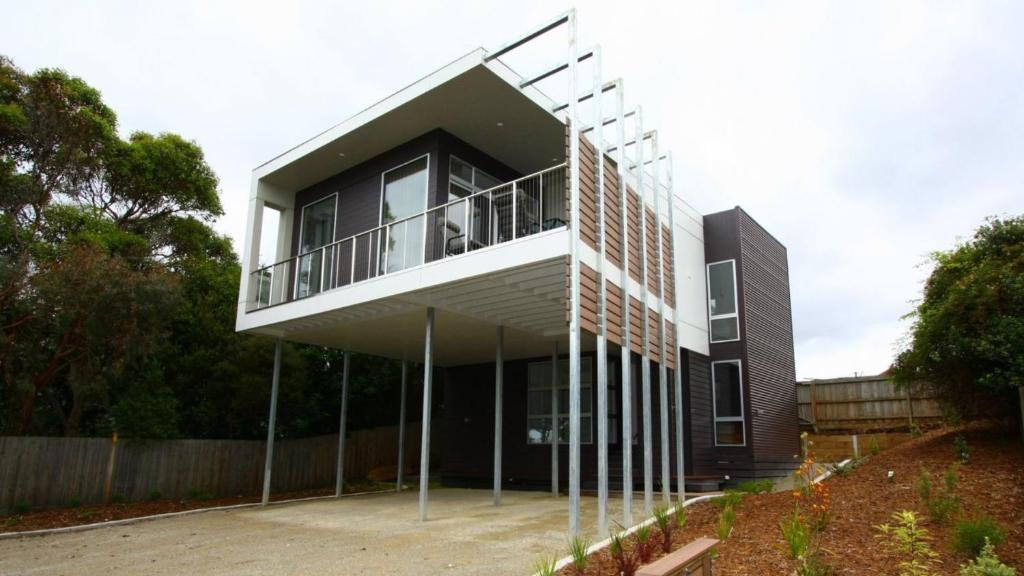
[296, 194, 336, 298]
[381, 156, 429, 274]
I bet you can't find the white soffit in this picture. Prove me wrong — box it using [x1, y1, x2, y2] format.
[255, 50, 565, 192]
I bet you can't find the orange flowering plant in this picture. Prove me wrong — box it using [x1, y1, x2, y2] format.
[793, 452, 831, 532]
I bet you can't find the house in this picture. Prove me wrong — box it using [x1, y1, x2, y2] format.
[235, 10, 798, 536]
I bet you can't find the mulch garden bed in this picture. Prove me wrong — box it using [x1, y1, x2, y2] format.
[0, 480, 394, 534]
[558, 425, 1023, 575]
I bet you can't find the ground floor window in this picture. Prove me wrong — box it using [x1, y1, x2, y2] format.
[526, 358, 592, 445]
[712, 359, 745, 446]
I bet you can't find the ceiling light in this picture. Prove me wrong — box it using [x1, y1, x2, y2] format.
[338, 152, 346, 158]
[496, 122, 504, 127]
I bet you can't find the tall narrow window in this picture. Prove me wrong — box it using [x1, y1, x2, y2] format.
[526, 358, 593, 445]
[712, 360, 745, 446]
[296, 195, 336, 298]
[381, 156, 429, 273]
[707, 259, 740, 343]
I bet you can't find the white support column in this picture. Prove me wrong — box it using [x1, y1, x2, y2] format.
[566, 7, 583, 537]
[592, 46, 609, 539]
[494, 325, 504, 506]
[397, 361, 408, 492]
[666, 152, 686, 503]
[261, 339, 283, 506]
[335, 352, 351, 497]
[617, 89, 634, 528]
[635, 110, 654, 517]
[653, 134, 671, 504]
[418, 307, 435, 522]
[551, 341, 559, 496]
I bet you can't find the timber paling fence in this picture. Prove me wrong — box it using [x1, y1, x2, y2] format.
[797, 376, 943, 432]
[0, 423, 429, 514]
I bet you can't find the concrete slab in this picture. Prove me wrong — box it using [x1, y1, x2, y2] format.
[0, 489, 636, 576]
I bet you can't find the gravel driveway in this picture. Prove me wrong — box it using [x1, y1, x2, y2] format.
[0, 488, 624, 576]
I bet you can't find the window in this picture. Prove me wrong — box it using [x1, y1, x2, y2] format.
[707, 260, 740, 343]
[296, 195, 336, 298]
[712, 360, 745, 446]
[381, 156, 429, 273]
[526, 358, 593, 445]
[446, 156, 499, 254]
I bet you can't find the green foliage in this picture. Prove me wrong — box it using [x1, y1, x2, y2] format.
[875, 511, 942, 576]
[954, 515, 1006, 557]
[737, 479, 775, 494]
[110, 493, 126, 504]
[954, 435, 971, 463]
[780, 509, 811, 560]
[532, 556, 557, 576]
[799, 553, 835, 576]
[653, 505, 682, 553]
[148, 491, 162, 501]
[910, 424, 924, 438]
[13, 501, 30, 514]
[609, 529, 640, 576]
[66, 496, 81, 508]
[869, 437, 881, 456]
[892, 215, 1024, 421]
[567, 534, 590, 576]
[186, 488, 213, 501]
[634, 523, 655, 563]
[959, 538, 1017, 576]
[717, 503, 737, 540]
[714, 489, 746, 508]
[917, 465, 961, 524]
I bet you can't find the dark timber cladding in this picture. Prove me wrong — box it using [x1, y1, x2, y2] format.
[289, 128, 520, 258]
[571, 130, 676, 369]
[704, 207, 800, 478]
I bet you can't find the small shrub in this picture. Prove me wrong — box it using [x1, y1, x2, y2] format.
[533, 556, 558, 576]
[5, 516, 19, 527]
[917, 465, 960, 524]
[799, 552, 835, 576]
[827, 462, 852, 477]
[959, 538, 1017, 576]
[737, 479, 774, 494]
[713, 489, 745, 508]
[673, 504, 687, 529]
[609, 530, 640, 576]
[954, 515, 1006, 557]
[186, 488, 213, 501]
[634, 523, 655, 563]
[780, 510, 811, 560]
[148, 490, 162, 501]
[111, 493, 126, 504]
[869, 437, 881, 456]
[77, 510, 94, 520]
[66, 496, 81, 508]
[910, 424, 924, 437]
[13, 501, 30, 515]
[567, 534, 590, 576]
[653, 506, 676, 553]
[953, 435, 971, 463]
[875, 510, 941, 576]
[717, 503, 736, 540]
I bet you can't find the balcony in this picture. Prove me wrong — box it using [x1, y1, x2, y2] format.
[247, 163, 567, 311]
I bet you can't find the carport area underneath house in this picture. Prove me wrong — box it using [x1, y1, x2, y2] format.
[0, 489, 625, 576]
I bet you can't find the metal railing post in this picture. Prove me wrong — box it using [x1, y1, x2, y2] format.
[512, 181, 518, 240]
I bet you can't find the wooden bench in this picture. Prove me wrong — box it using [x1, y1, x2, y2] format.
[637, 537, 719, 576]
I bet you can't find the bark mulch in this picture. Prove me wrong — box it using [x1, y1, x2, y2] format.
[557, 425, 1023, 575]
[0, 480, 394, 534]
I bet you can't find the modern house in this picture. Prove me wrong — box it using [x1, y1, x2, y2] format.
[236, 10, 798, 536]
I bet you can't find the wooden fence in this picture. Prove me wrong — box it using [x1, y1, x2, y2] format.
[0, 423, 432, 514]
[797, 376, 942, 432]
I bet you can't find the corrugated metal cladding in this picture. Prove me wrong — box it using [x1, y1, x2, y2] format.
[700, 207, 799, 478]
[738, 209, 801, 468]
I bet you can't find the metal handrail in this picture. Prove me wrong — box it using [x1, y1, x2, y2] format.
[248, 162, 567, 310]
[254, 162, 567, 274]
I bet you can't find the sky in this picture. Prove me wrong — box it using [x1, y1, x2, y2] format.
[3, 1, 1022, 380]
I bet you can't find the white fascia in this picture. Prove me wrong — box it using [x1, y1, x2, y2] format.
[253, 48, 488, 181]
[237, 229, 569, 333]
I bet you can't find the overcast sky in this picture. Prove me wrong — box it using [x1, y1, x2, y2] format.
[4, 1, 1022, 379]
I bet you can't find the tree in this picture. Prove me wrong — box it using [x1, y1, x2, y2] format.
[893, 215, 1024, 432]
[0, 56, 219, 435]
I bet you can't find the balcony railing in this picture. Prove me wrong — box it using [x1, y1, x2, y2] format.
[247, 163, 567, 311]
